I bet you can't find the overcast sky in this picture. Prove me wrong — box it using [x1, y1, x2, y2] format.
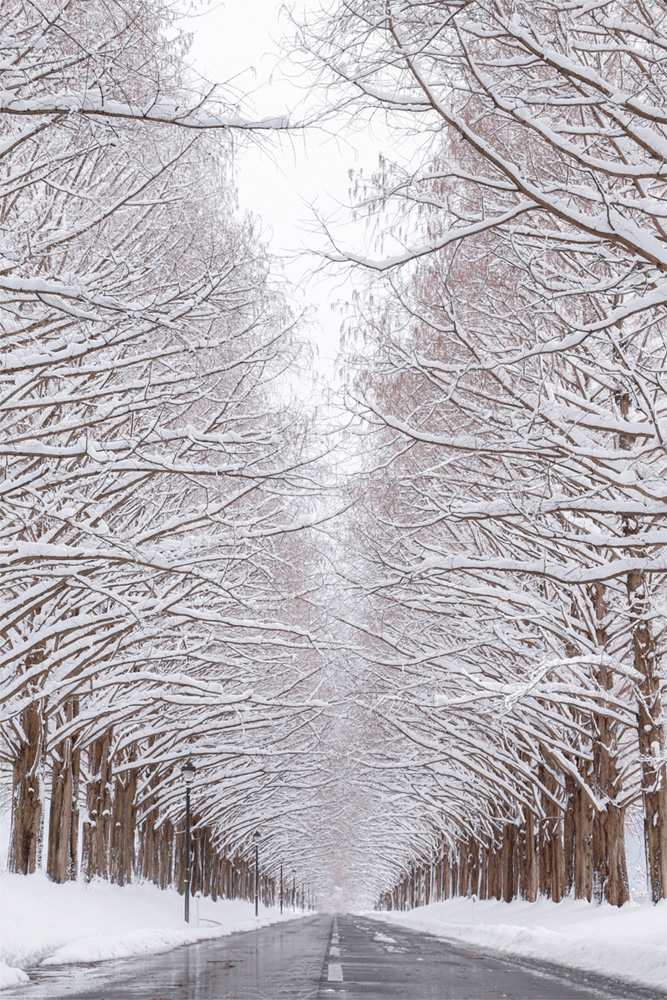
[176, 0, 385, 378]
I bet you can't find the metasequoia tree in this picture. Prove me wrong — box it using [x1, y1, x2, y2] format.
[301, 0, 667, 902]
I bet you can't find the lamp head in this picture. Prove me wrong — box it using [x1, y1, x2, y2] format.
[253, 829, 261, 842]
[180, 759, 197, 784]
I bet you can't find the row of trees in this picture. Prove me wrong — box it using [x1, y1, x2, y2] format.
[0, 0, 329, 896]
[302, 0, 667, 906]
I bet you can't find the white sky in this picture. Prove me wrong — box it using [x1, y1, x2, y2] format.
[177, 0, 386, 379]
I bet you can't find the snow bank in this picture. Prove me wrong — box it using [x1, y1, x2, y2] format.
[373, 896, 667, 992]
[0, 965, 29, 991]
[0, 870, 302, 989]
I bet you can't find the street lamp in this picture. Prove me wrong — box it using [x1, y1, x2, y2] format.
[253, 830, 261, 917]
[280, 862, 283, 914]
[180, 759, 197, 923]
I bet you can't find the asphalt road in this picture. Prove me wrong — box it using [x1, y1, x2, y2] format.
[3, 912, 663, 1000]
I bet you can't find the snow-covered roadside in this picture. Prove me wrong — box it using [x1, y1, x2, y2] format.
[371, 897, 667, 992]
[0, 871, 303, 990]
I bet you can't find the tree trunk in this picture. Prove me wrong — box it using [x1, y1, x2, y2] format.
[479, 845, 488, 900]
[573, 779, 594, 901]
[8, 704, 44, 874]
[110, 757, 136, 886]
[502, 824, 517, 903]
[46, 699, 80, 883]
[469, 838, 480, 898]
[551, 814, 566, 903]
[564, 774, 575, 895]
[158, 818, 174, 889]
[442, 853, 450, 900]
[627, 567, 667, 902]
[138, 800, 157, 884]
[619, 391, 666, 903]
[488, 837, 502, 900]
[520, 808, 538, 902]
[592, 728, 629, 906]
[458, 841, 470, 897]
[81, 731, 112, 881]
[588, 582, 629, 906]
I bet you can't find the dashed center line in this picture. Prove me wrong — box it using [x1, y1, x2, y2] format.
[327, 963, 344, 982]
[326, 917, 344, 983]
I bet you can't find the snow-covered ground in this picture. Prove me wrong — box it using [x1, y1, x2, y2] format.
[0, 871, 302, 990]
[373, 897, 667, 992]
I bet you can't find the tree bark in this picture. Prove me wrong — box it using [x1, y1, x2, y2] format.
[520, 808, 538, 902]
[619, 390, 666, 903]
[573, 779, 594, 902]
[564, 774, 575, 895]
[627, 567, 667, 903]
[81, 731, 112, 881]
[502, 824, 517, 903]
[587, 583, 629, 906]
[158, 818, 174, 889]
[469, 837, 480, 898]
[479, 844, 488, 900]
[110, 757, 136, 886]
[46, 699, 80, 883]
[488, 837, 502, 900]
[8, 704, 44, 874]
[458, 841, 470, 897]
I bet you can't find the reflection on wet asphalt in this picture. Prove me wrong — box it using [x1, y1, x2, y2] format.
[2, 916, 330, 1000]
[323, 914, 665, 1000]
[3, 911, 664, 1000]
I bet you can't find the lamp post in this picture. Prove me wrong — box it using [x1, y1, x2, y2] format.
[280, 863, 283, 914]
[253, 830, 261, 917]
[180, 759, 197, 924]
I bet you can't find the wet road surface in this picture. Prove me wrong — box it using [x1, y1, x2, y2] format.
[3, 912, 663, 1000]
[319, 914, 664, 999]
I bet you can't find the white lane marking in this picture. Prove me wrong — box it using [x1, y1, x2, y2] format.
[327, 963, 344, 982]
[331, 935, 339, 944]
[330, 946, 341, 957]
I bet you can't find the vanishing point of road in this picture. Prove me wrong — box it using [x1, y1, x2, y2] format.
[3, 913, 662, 1000]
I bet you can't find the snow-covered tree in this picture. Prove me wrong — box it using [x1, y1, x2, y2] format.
[0, 0, 323, 890]
[301, 0, 667, 902]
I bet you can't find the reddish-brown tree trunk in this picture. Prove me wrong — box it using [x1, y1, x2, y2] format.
[502, 824, 517, 903]
[626, 567, 667, 902]
[469, 838, 480, 898]
[488, 837, 502, 900]
[573, 779, 594, 902]
[563, 774, 575, 895]
[81, 731, 113, 881]
[458, 841, 470, 897]
[588, 583, 629, 905]
[442, 853, 450, 900]
[619, 400, 666, 902]
[46, 699, 80, 883]
[8, 704, 44, 874]
[520, 809, 538, 902]
[479, 844, 489, 900]
[110, 757, 136, 886]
